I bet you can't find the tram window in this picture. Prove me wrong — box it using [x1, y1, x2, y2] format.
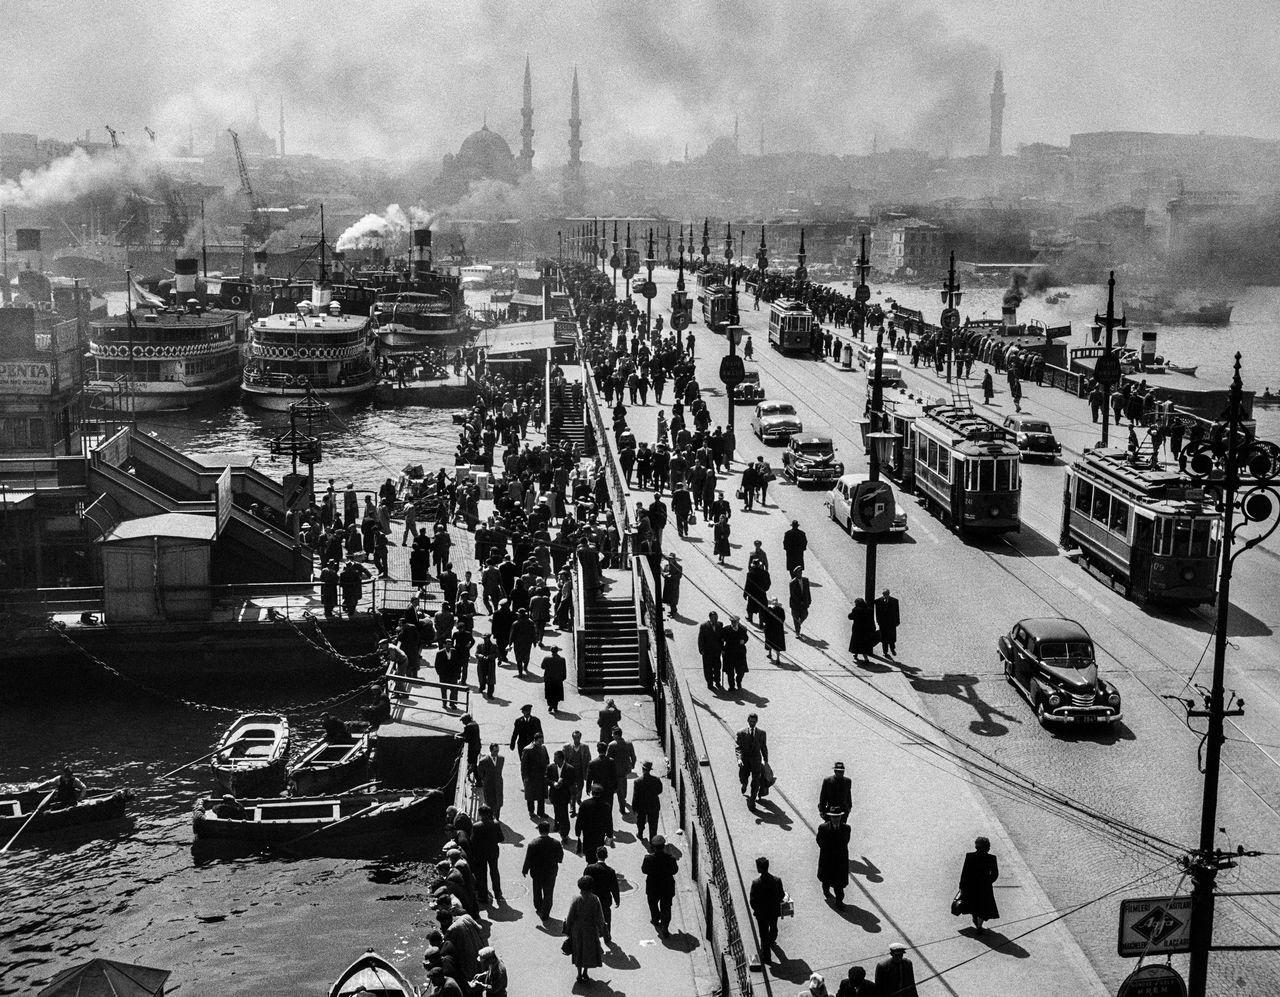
[1171, 518, 1193, 556]
[927, 439, 938, 471]
[1075, 480, 1093, 514]
[1109, 500, 1129, 534]
[1092, 488, 1111, 524]
[1190, 519, 1213, 557]
[978, 460, 995, 492]
[995, 458, 1012, 492]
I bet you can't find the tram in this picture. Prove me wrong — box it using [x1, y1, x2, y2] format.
[1060, 449, 1221, 605]
[701, 283, 735, 334]
[911, 403, 1022, 534]
[768, 299, 815, 353]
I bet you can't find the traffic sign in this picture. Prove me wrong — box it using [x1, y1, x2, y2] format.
[609, 253, 620, 269]
[941, 307, 960, 332]
[1117, 896, 1193, 957]
[851, 480, 895, 533]
[854, 284, 871, 303]
[1116, 964, 1187, 997]
[640, 281, 657, 300]
[719, 355, 745, 387]
[1095, 354, 1123, 385]
[672, 311, 690, 332]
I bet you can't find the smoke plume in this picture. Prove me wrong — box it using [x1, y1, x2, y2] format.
[0, 147, 156, 210]
[335, 204, 435, 252]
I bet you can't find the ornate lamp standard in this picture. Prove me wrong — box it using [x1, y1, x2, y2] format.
[1180, 356, 1280, 997]
[665, 226, 672, 268]
[642, 228, 657, 334]
[701, 217, 710, 268]
[756, 226, 768, 311]
[852, 234, 870, 342]
[1089, 271, 1129, 448]
[724, 222, 734, 272]
[795, 228, 807, 286]
[610, 221, 620, 297]
[623, 223, 634, 297]
[939, 251, 963, 383]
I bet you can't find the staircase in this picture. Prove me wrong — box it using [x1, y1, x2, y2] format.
[577, 595, 645, 694]
[950, 378, 974, 410]
[548, 379, 592, 454]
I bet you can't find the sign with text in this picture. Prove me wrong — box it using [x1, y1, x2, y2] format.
[1116, 964, 1187, 997]
[1117, 896, 1193, 957]
[0, 360, 52, 395]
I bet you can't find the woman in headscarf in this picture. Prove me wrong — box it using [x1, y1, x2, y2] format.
[847, 598, 876, 665]
[762, 597, 787, 663]
[563, 875, 606, 982]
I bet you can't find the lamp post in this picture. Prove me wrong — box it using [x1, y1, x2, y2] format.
[756, 226, 768, 311]
[795, 228, 807, 287]
[1180, 355, 1280, 997]
[863, 297, 894, 604]
[610, 220, 620, 297]
[665, 226, 672, 268]
[939, 251, 963, 383]
[726, 249, 740, 435]
[1090, 271, 1128, 449]
[624, 223, 634, 297]
[853, 233, 870, 342]
[643, 228, 657, 335]
[701, 217, 710, 267]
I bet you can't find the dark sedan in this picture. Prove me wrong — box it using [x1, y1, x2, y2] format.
[997, 617, 1122, 725]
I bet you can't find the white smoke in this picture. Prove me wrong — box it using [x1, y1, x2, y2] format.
[0, 146, 154, 210]
[335, 202, 436, 251]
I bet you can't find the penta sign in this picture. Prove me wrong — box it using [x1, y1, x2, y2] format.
[1117, 896, 1193, 957]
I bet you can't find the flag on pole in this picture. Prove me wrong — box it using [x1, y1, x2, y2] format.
[127, 270, 165, 309]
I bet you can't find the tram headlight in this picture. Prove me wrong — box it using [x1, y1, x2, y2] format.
[989, 505, 1001, 518]
[1182, 568, 1196, 582]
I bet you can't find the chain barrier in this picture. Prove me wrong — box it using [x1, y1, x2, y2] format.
[287, 612, 387, 673]
[47, 621, 380, 716]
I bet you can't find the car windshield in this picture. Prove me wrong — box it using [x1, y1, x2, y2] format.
[1022, 421, 1052, 434]
[741, 372, 759, 383]
[762, 403, 795, 416]
[1037, 640, 1094, 665]
[796, 441, 832, 455]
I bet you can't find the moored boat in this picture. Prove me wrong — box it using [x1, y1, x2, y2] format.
[192, 788, 439, 843]
[329, 949, 419, 997]
[1123, 296, 1233, 326]
[211, 713, 290, 797]
[286, 731, 372, 796]
[0, 788, 132, 838]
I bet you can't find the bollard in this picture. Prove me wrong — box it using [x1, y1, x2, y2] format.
[678, 770, 687, 830]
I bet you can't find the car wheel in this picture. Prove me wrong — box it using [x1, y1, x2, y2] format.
[1001, 653, 1012, 683]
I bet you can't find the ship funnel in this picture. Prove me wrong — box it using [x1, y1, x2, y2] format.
[15, 228, 41, 272]
[1002, 298, 1017, 328]
[411, 228, 433, 278]
[311, 281, 333, 310]
[253, 250, 269, 280]
[175, 258, 199, 296]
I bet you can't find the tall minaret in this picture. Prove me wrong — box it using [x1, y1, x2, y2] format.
[565, 67, 584, 212]
[988, 68, 1005, 160]
[278, 96, 285, 158]
[518, 57, 534, 174]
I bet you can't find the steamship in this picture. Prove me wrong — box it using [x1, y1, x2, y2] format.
[241, 281, 377, 410]
[87, 259, 249, 412]
[371, 228, 468, 354]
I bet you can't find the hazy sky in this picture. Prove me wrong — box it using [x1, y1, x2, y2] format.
[2, 0, 1276, 165]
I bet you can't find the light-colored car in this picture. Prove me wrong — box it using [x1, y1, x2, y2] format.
[867, 356, 903, 388]
[751, 401, 803, 442]
[1001, 414, 1062, 462]
[827, 472, 908, 536]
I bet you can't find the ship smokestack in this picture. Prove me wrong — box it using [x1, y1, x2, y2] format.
[1002, 274, 1024, 328]
[411, 228, 432, 279]
[175, 258, 199, 296]
[15, 228, 41, 272]
[1141, 329, 1157, 370]
[253, 250, 269, 281]
[311, 280, 333, 310]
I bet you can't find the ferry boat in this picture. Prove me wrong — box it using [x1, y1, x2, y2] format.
[371, 227, 467, 353]
[1123, 295, 1233, 327]
[87, 260, 248, 412]
[241, 282, 377, 410]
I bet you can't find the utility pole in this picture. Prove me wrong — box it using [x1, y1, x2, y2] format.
[1180, 355, 1280, 996]
[939, 251, 963, 383]
[1091, 272, 1128, 449]
[611, 220, 620, 297]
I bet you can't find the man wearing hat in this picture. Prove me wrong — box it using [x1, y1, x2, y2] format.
[819, 761, 852, 823]
[722, 615, 750, 692]
[520, 732, 550, 820]
[874, 943, 918, 997]
[509, 703, 542, 754]
[630, 759, 663, 841]
[213, 794, 248, 820]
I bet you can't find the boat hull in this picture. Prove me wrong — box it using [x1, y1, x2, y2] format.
[192, 789, 441, 843]
[377, 325, 470, 353]
[241, 381, 375, 411]
[287, 733, 373, 797]
[330, 951, 419, 997]
[0, 789, 132, 836]
[86, 373, 243, 412]
[211, 712, 290, 797]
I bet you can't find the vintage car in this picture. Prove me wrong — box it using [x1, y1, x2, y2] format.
[1001, 414, 1062, 462]
[997, 617, 1122, 725]
[751, 401, 803, 442]
[732, 368, 764, 404]
[782, 434, 844, 485]
[827, 472, 908, 536]
[867, 356, 904, 388]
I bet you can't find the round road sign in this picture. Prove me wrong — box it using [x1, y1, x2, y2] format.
[672, 311, 690, 332]
[854, 284, 871, 303]
[719, 355, 745, 387]
[941, 307, 960, 332]
[609, 253, 621, 269]
[1116, 964, 1186, 997]
[641, 281, 657, 300]
[1095, 354, 1123, 385]
[623, 266, 637, 281]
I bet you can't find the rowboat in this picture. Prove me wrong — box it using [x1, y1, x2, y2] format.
[1165, 363, 1198, 376]
[192, 788, 441, 843]
[330, 949, 419, 997]
[210, 713, 290, 797]
[286, 731, 372, 796]
[0, 788, 132, 837]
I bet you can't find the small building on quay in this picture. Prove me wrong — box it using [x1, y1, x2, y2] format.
[870, 217, 947, 276]
[0, 305, 85, 457]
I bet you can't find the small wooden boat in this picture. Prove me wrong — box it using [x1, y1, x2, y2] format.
[192, 788, 440, 843]
[211, 713, 290, 797]
[1165, 363, 1198, 376]
[286, 731, 372, 796]
[330, 949, 418, 997]
[0, 788, 132, 837]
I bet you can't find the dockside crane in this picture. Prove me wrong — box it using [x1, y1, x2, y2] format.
[227, 128, 270, 270]
[104, 125, 120, 149]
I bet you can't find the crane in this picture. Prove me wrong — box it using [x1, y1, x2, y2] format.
[104, 125, 120, 149]
[227, 128, 269, 252]
[144, 126, 156, 143]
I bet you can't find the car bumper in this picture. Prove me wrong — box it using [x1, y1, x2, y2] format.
[734, 391, 763, 403]
[792, 467, 841, 482]
[1044, 707, 1122, 724]
[760, 426, 799, 440]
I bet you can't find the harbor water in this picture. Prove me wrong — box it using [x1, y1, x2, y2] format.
[4, 279, 1279, 993]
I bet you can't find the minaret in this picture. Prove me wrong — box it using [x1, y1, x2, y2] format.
[988, 68, 1005, 160]
[278, 96, 285, 158]
[518, 57, 534, 174]
[734, 115, 740, 151]
[564, 67, 584, 212]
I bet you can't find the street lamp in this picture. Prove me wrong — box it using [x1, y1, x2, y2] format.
[610, 220, 620, 297]
[1179, 354, 1280, 997]
[1091, 271, 1128, 448]
[939, 251, 963, 383]
[756, 226, 768, 311]
[796, 228, 807, 286]
[853, 233, 870, 342]
[701, 217, 710, 267]
[863, 298, 892, 604]
[643, 228, 657, 335]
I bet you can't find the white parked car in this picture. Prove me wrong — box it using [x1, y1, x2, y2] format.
[827, 472, 909, 537]
[751, 401, 803, 443]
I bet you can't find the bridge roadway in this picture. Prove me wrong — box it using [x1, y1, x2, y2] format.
[590, 269, 1280, 994]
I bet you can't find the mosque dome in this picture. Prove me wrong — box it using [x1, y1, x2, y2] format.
[705, 136, 741, 161]
[453, 125, 517, 182]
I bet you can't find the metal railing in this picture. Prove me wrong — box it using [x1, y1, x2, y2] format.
[386, 672, 472, 728]
[579, 354, 633, 563]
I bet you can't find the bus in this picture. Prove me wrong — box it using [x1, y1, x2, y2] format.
[912, 403, 1021, 534]
[701, 283, 735, 333]
[768, 299, 814, 353]
[1061, 449, 1221, 605]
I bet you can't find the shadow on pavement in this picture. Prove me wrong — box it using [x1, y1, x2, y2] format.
[751, 797, 794, 831]
[830, 899, 883, 933]
[661, 930, 702, 953]
[1051, 720, 1136, 743]
[768, 949, 813, 983]
[603, 942, 642, 969]
[571, 978, 624, 995]
[848, 856, 883, 883]
[900, 667, 1022, 737]
[487, 902, 525, 923]
[959, 925, 1030, 957]
[977, 527, 1060, 560]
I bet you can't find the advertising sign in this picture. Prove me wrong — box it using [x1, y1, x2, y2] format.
[0, 360, 52, 395]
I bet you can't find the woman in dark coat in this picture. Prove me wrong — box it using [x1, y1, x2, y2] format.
[847, 598, 876, 665]
[789, 567, 812, 636]
[958, 835, 1000, 931]
[409, 535, 431, 586]
[490, 600, 514, 662]
[743, 560, 771, 624]
[761, 598, 786, 662]
[713, 514, 732, 564]
[981, 369, 994, 405]
[564, 875, 606, 981]
[815, 812, 851, 905]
